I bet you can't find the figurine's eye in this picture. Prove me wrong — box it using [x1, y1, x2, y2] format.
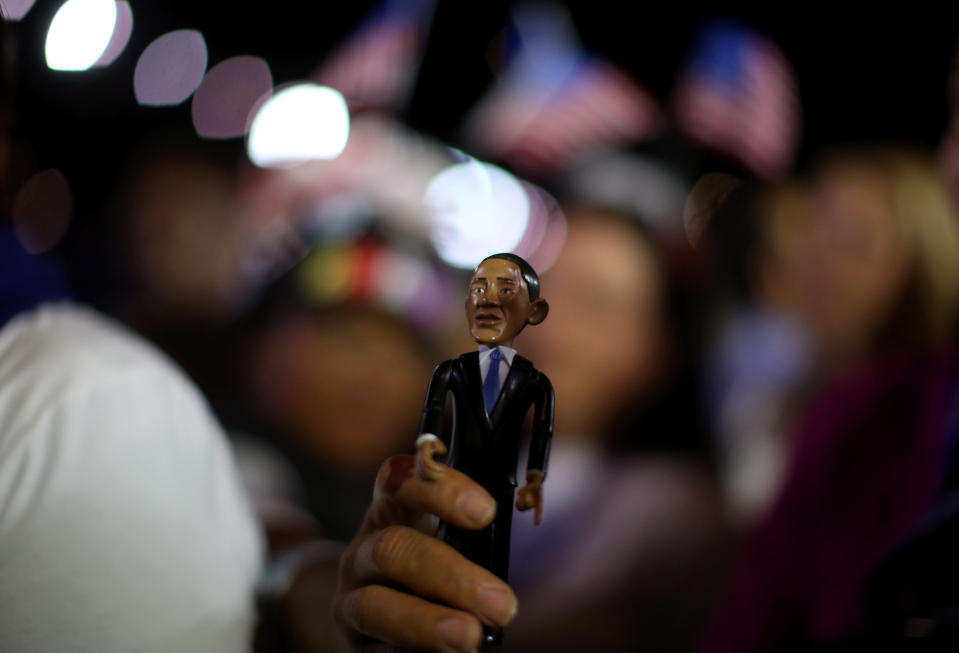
[472, 287, 484, 294]
[501, 287, 513, 295]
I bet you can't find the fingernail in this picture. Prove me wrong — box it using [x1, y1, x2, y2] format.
[477, 583, 518, 626]
[458, 489, 495, 525]
[437, 617, 480, 652]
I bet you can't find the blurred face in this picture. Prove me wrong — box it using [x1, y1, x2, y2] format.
[249, 311, 428, 474]
[800, 169, 909, 362]
[465, 258, 536, 347]
[124, 155, 243, 324]
[517, 214, 664, 437]
[940, 116, 959, 214]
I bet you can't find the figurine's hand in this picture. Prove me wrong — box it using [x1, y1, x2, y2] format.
[516, 471, 545, 525]
[333, 454, 518, 652]
[416, 437, 448, 481]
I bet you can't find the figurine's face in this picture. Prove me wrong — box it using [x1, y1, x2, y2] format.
[465, 258, 545, 347]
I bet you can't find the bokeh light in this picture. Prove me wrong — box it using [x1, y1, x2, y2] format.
[523, 185, 566, 274]
[44, 0, 117, 71]
[513, 182, 550, 261]
[92, 1, 132, 68]
[134, 29, 208, 106]
[192, 56, 273, 139]
[0, 0, 36, 21]
[11, 168, 73, 254]
[424, 157, 530, 269]
[246, 84, 350, 169]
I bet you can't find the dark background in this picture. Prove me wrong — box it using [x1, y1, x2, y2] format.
[9, 2, 959, 255]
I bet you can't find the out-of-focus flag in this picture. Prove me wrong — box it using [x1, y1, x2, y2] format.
[461, 2, 662, 176]
[673, 20, 800, 179]
[314, 0, 435, 113]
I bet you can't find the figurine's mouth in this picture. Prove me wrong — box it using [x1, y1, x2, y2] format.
[474, 312, 502, 324]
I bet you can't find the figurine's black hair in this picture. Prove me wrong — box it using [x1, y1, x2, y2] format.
[479, 253, 541, 302]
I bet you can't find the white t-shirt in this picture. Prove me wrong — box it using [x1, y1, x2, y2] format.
[0, 304, 263, 652]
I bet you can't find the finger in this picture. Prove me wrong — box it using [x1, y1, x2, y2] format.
[365, 456, 497, 534]
[347, 525, 517, 628]
[335, 584, 483, 653]
[534, 497, 543, 525]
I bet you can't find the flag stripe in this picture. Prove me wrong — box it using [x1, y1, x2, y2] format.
[314, 0, 433, 112]
[674, 23, 799, 178]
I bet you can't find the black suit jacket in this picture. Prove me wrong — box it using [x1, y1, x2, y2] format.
[418, 351, 554, 492]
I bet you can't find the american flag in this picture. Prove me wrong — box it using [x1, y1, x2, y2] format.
[314, 0, 434, 113]
[461, 3, 662, 176]
[673, 20, 799, 179]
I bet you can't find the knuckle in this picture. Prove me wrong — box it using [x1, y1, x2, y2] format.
[370, 525, 413, 575]
[375, 455, 415, 497]
[374, 456, 399, 490]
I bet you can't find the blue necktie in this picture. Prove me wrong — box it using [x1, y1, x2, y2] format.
[483, 348, 503, 412]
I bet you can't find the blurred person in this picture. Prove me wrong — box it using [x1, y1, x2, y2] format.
[0, 18, 381, 653]
[0, 18, 271, 653]
[939, 42, 959, 214]
[113, 141, 246, 330]
[700, 146, 959, 651]
[797, 148, 959, 374]
[694, 178, 815, 523]
[0, 300, 265, 652]
[768, 44, 959, 650]
[239, 299, 433, 542]
[497, 207, 731, 652]
[101, 141, 265, 421]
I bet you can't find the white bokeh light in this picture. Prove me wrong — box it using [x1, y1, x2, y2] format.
[424, 158, 530, 269]
[516, 184, 566, 274]
[44, 0, 117, 71]
[246, 84, 350, 169]
[93, 1, 133, 68]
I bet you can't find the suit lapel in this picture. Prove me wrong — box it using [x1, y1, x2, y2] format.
[461, 352, 490, 429]
[489, 355, 530, 428]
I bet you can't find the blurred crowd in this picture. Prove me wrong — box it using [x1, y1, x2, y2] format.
[5, 3, 959, 652]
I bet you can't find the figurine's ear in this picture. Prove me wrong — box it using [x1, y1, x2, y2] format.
[527, 298, 549, 325]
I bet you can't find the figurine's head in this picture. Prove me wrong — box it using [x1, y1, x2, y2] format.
[465, 253, 548, 347]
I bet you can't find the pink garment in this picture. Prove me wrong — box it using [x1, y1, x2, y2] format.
[701, 348, 959, 651]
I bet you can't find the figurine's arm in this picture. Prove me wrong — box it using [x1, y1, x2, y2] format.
[527, 372, 554, 475]
[415, 361, 453, 481]
[516, 373, 554, 525]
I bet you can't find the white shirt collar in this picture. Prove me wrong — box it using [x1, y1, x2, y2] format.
[477, 344, 517, 366]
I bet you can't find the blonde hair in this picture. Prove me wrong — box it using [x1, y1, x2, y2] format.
[820, 146, 959, 347]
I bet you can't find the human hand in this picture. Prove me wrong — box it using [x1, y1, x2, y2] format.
[333, 455, 518, 652]
[516, 470, 544, 525]
[415, 437, 448, 481]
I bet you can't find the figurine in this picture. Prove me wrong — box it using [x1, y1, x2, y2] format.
[415, 252, 554, 646]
